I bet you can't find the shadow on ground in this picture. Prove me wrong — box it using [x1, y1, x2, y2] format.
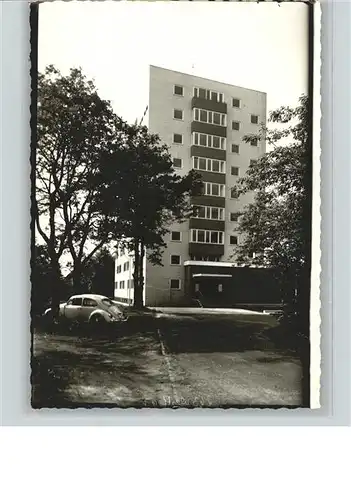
[157, 316, 301, 358]
[31, 313, 304, 408]
[31, 353, 72, 408]
[31, 331, 165, 408]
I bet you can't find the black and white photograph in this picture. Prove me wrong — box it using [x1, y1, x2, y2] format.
[30, 0, 319, 409]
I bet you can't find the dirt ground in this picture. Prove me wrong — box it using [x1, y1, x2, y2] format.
[31, 311, 303, 408]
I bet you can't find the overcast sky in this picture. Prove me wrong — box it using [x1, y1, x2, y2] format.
[38, 1, 309, 123]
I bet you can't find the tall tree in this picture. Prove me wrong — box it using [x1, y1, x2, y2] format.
[236, 95, 310, 335]
[96, 124, 202, 309]
[31, 245, 58, 316]
[66, 248, 115, 297]
[34, 66, 125, 313]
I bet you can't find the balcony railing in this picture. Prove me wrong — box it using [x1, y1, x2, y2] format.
[189, 242, 225, 257]
[191, 96, 227, 114]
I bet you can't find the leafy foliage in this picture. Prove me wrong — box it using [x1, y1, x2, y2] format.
[35, 66, 201, 310]
[31, 245, 68, 315]
[65, 249, 115, 297]
[35, 66, 126, 309]
[95, 124, 202, 307]
[236, 95, 310, 322]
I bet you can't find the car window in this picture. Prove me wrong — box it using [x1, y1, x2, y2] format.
[101, 298, 114, 308]
[101, 299, 121, 311]
[68, 297, 82, 306]
[83, 298, 97, 307]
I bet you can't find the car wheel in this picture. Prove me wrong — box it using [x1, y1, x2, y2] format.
[89, 315, 106, 326]
[43, 310, 52, 322]
[42, 310, 54, 329]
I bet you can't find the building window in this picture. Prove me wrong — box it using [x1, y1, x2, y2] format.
[115, 281, 118, 289]
[250, 138, 258, 147]
[232, 121, 240, 131]
[193, 156, 225, 173]
[193, 205, 224, 221]
[192, 132, 226, 150]
[196, 88, 206, 99]
[67, 297, 82, 306]
[119, 281, 125, 289]
[173, 158, 182, 169]
[212, 136, 221, 149]
[123, 261, 129, 272]
[251, 114, 259, 124]
[170, 279, 181, 290]
[171, 231, 181, 241]
[116, 265, 121, 274]
[230, 212, 240, 222]
[173, 109, 183, 120]
[210, 159, 224, 173]
[191, 255, 220, 262]
[231, 166, 240, 176]
[230, 235, 238, 245]
[210, 207, 221, 220]
[231, 188, 239, 199]
[213, 111, 225, 126]
[174, 85, 184, 96]
[204, 182, 225, 197]
[193, 206, 206, 219]
[232, 98, 240, 108]
[170, 255, 181, 265]
[191, 229, 224, 245]
[123, 279, 134, 289]
[173, 133, 183, 144]
[199, 134, 206, 146]
[193, 108, 226, 127]
[193, 87, 224, 103]
[231, 144, 240, 154]
[250, 159, 258, 167]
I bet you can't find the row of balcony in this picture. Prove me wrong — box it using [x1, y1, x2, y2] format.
[185, 97, 235, 258]
[191, 95, 227, 163]
[189, 122, 226, 257]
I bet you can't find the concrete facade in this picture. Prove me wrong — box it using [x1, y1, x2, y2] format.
[114, 66, 267, 307]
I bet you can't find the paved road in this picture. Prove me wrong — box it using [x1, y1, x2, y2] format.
[152, 306, 269, 316]
[32, 313, 302, 407]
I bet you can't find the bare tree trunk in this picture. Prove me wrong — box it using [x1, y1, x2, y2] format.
[139, 241, 145, 308]
[296, 264, 310, 407]
[133, 238, 144, 309]
[71, 264, 84, 295]
[47, 191, 61, 320]
[49, 255, 61, 320]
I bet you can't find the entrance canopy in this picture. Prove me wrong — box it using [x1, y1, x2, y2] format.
[192, 273, 232, 278]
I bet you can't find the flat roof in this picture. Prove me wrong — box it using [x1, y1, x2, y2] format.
[184, 261, 266, 269]
[184, 261, 237, 268]
[150, 65, 266, 96]
[192, 273, 232, 278]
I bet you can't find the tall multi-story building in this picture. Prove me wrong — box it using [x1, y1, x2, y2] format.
[114, 66, 278, 308]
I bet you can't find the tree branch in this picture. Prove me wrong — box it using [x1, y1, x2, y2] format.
[33, 198, 50, 245]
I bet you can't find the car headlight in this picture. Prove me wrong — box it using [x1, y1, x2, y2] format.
[109, 313, 121, 322]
